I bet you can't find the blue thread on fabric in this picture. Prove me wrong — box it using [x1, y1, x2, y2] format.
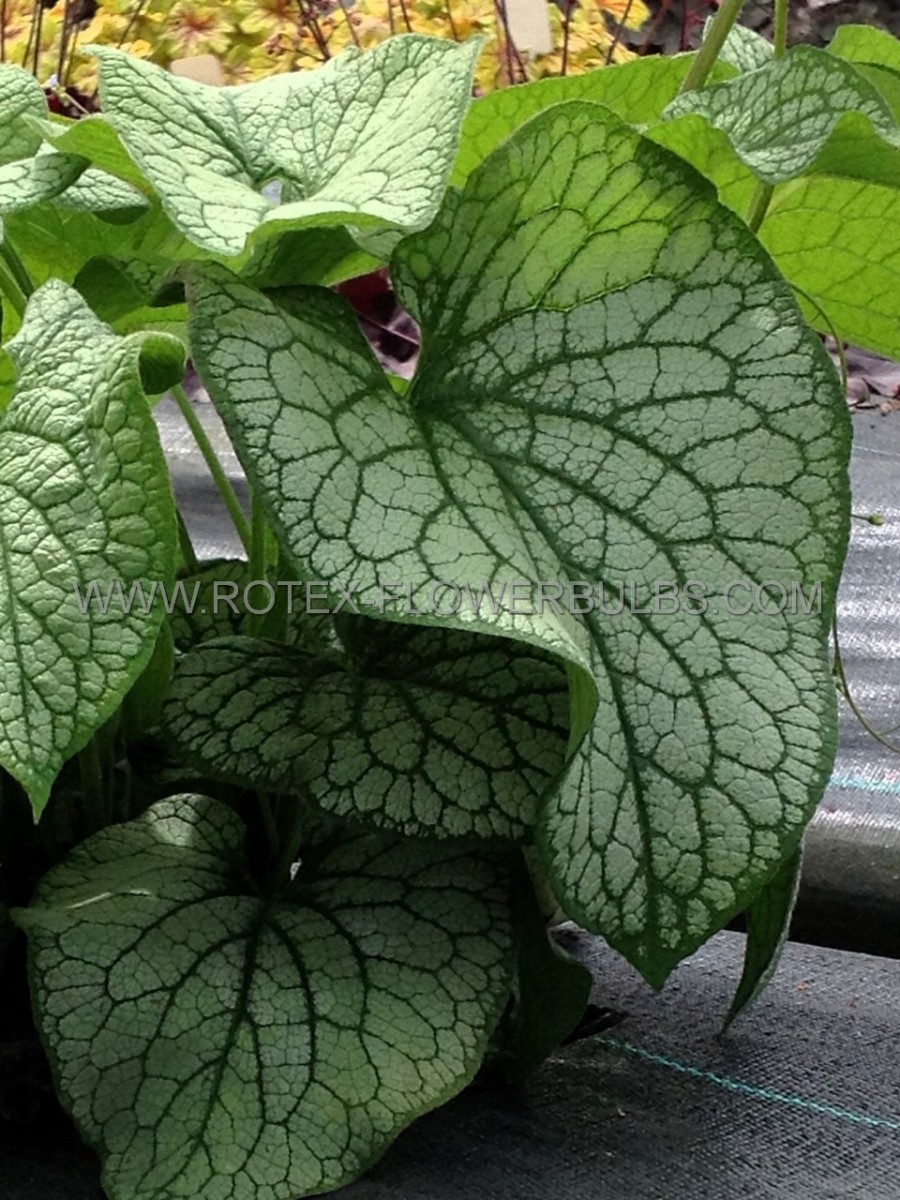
[599, 1038, 900, 1133]
[828, 773, 900, 796]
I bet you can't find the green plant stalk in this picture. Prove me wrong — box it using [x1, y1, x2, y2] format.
[744, 0, 789, 231]
[77, 735, 108, 828]
[249, 495, 267, 583]
[0, 257, 27, 321]
[772, 0, 788, 59]
[176, 509, 200, 575]
[270, 798, 306, 893]
[0, 240, 34, 300]
[679, 0, 748, 92]
[832, 614, 900, 755]
[745, 182, 774, 233]
[258, 793, 280, 861]
[245, 496, 270, 636]
[170, 383, 251, 554]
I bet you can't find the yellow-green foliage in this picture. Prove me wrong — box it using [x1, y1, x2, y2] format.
[0, 0, 648, 93]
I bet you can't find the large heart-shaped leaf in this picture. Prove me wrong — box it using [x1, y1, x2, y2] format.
[83, 36, 481, 259]
[164, 627, 569, 839]
[664, 45, 900, 182]
[451, 53, 735, 186]
[187, 102, 850, 984]
[0, 281, 180, 815]
[16, 794, 513, 1200]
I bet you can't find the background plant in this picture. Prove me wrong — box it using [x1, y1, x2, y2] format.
[0, 0, 650, 92]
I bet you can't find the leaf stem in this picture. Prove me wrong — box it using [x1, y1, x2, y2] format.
[259, 794, 280, 861]
[832, 613, 900, 755]
[604, 0, 636, 65]
[773, 0, 788, 58]
[170, 383, 251, 555]
[745, 181, 774, 232]
[0, 240, 34, 301]
[270, 799, 306, 892]
[249, 494, 267, 582]
[744, 0, 788, 231]
[678, 0, 747, 92]
[0, 257, 27, 321]
[176, 509, 200, 575]
[337, 0, 360, 47]
[245, 495, 269, 636]
[78, 735, 109, 828]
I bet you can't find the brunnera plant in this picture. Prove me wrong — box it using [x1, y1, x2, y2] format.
[6, 7, 900, 1197]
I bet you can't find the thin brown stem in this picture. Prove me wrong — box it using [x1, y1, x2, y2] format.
[560, 0, 572, 75]
[338, 0, 360, 46]
[637, 0, 671, 54]
[297, 0, 331, 60]
[358, 314, 420, 353]
[56, 0, 71, 81]
[396, 0, 413, 33]
[604, 0, 636, 65]
[833, 614, 900, 756]
[444, 0, 460, 40]
[31, 0, 44, 76]
[494, 0, 527, 84]
[20, 0, 36, 70]
[118, 0, 149, 49]
[64, 12, 82, 86]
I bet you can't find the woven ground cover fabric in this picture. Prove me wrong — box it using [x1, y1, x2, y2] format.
[334, 929, 900, 1200]
[2, 930, 897, 1199]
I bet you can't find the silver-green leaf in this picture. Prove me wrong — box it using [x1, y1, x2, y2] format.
[86, 36, 482, 258]
[16, 794, 514, 1200]
[0, 281, 180, 814]
[704, 18, 773, 73]
[187, 102, 850, 984]
[54, 165, 149, 219]
[164, 628, 569, 840]
[0, 151, 85, 219]
[664, 45, 900, 183]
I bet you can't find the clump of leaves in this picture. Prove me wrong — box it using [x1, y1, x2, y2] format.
[4, 8, 897, 1197]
